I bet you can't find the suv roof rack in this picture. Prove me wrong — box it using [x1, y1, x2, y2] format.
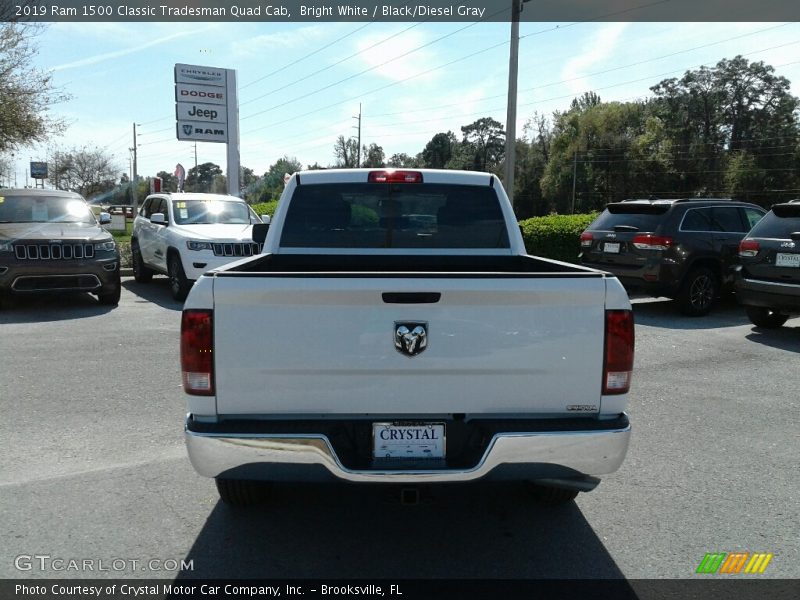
[674, 197, 734, 203]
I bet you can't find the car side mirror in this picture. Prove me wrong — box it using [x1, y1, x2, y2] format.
[150, 213, 166, 225]
[261, 215, 271, 224]
[252, 223, 269, 245]
[98, 212, 111, 225]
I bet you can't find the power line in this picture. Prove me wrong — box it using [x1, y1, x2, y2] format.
[240, 22, 373, 92]
[240, 21, 427, 107]
[240, 5, 511, 121]
[362, 47, 800, 132]
[367, 22, 796, 120]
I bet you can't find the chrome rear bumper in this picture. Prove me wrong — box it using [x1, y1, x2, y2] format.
[185, 415, 631, 485]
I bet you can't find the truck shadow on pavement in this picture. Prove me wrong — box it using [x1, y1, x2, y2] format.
[0, 292, 115, 323]
[122, 278, 183, 311]
[631, 296, 750, 330]
[175, 482, 630, 580]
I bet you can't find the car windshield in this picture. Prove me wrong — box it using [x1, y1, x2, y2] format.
[171, 199, 251, 224]
[0, 194, 95, 224]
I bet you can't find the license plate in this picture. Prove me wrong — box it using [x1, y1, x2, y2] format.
[604, 242, 621, 254]
[776, 253, 800, 268]
[373, 422, 445, 459]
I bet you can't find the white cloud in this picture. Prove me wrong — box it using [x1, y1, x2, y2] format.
[561, 23, 630, 95]
[355, 29, 438, 82]
[52, 27, 215, 71]
[231, 25, 332, 58]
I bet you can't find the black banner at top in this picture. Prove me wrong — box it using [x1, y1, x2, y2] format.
[3, 0, 798, 23]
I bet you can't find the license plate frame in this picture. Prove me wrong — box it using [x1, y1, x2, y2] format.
[372, 422, 446, 460]
[604, 242, 621, 254]
[775, 253, 800, 268]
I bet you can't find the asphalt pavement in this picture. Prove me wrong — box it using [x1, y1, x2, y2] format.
[1, 278, 798, 580]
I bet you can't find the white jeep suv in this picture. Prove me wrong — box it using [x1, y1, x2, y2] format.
[131, 193, 263, 300]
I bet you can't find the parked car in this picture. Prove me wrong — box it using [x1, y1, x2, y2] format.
[735, 200, 800, 328]
[131, 193, 263, 301]
[0, 189, 121, 305]
[580, 199, 766, 315]
[182, 169, 634, 507]
[105, 205, 135, 218]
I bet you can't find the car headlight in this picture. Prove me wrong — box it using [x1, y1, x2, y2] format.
[94, 240, 116, 252]
[0, 241, 12, 252]
[187, 241, 213, 251]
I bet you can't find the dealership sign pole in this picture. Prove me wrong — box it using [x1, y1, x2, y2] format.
[174, 63, 240, 196]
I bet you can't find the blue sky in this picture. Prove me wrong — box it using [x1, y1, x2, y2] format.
[12, 20, 800, 184]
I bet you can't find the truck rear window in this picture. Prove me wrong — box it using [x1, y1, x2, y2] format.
[279, 183, 509, 249]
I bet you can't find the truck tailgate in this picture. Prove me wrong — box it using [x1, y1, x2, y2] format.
[212, 275, 607, 416]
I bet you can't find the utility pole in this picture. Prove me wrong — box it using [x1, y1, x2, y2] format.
[571, 150, 578, 214]
[130, 122, 138, 212]
[353, 103, 362, 167]
[504, 0, 524, 208]
[193, 142, 198, 172]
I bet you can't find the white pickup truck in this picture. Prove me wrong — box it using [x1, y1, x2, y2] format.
[181, 169, 634, 506]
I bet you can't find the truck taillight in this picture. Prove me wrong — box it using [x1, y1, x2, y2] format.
[739, 239, 760, 257]
[632, 234, 673, 250]
[580, 231, 593, 247]
[603, 310, 634, 395]
[368, 170, 423, 183]
[181, 309, 214, 396]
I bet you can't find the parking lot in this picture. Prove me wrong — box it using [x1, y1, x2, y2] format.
[1, 279, 798, 579]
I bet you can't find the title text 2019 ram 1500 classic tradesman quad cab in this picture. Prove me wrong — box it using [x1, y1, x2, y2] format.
[181, 169, 634, 506]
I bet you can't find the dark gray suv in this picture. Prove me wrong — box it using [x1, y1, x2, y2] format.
[0, 189, 121, 305]
[735, 200, 800, 328]
[580, 199, 766, 316]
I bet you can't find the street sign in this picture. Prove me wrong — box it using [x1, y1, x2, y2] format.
[174, 63, 240, 195]
[30, 162, 48, 179]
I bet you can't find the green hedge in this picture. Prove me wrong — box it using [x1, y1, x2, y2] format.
[519, 213, 598, 263]
[250, 200, 279, 218]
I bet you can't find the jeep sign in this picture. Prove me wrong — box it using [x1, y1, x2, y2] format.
[176, 103, 227, 124]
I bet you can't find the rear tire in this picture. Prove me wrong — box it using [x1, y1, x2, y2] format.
[676, 267, 717, 316]
[131, 241, 153, 283]
[168, 253, 191, 301]
[527, 483, 580, 505]
[215, 478, 271, 506]
[745, 306, 789, 329]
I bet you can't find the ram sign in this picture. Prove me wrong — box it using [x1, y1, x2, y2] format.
[176, 122, 228, 143]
